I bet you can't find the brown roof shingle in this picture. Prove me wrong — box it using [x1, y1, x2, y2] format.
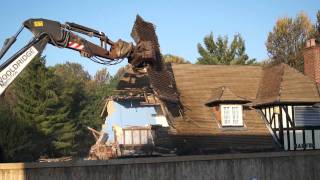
[255, 63, 320, 105]
[166, 64, 275, 150]
[205, 86, 250, 106]
[117, 62, 320, 151]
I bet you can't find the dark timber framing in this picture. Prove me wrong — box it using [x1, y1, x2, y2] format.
[259, 105, 320, 151]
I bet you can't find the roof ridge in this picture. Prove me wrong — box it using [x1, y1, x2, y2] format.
[173, 63, 263, 68]
[221, 86, 249, 101]
[218, 86, 224, 100]
[210, 86, 224, 100]
[255, 66, 265, 101]
[277, 64, 286, 102]
[316, 83, 320, 98]
[212, 86, 249, 101]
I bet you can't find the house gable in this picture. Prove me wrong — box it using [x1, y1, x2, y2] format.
[115, 62, 320, 153]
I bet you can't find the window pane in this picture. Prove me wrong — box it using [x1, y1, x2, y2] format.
[224, 107, 230, 125]
[147, 130, 153, 144]
[294, 106, 320, 126]
[232, 107, 238, 124]
[132, 130, 140, 145]
[140, 130, 148, 144]
[221, 105, 243, 126]
[117, 132, 124, 144]
[124, 130, 132, 145]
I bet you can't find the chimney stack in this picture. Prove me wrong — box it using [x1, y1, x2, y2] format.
[303, 38, 320, 84]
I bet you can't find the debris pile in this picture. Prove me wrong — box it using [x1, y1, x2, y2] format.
[87, 126, 117, 160]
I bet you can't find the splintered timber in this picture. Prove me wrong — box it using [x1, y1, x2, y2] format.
[0, 46, 38, 94]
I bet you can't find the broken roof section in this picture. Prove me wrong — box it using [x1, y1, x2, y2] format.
[114, 65, 161, 107]
[131, 15, 180, 103]
[205, 86, 250, 106]
[116, 65, 150, 91]
[131, 15, 163, 70]
[110, 15, 320, 153]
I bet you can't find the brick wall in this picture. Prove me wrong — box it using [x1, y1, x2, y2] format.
[212, 106, 221, 123]
[303, 39, 320, 84]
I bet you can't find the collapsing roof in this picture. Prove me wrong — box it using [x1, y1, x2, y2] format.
[116, 65, 150, 91]
[131, 15, 180, 103]
[113, 16, 320, 153]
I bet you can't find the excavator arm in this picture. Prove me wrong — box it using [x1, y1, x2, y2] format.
[0, 33, 49, 95]
[0, 18, 155, 96]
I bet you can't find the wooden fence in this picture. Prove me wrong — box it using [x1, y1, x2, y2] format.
[1, 151, 320, 180]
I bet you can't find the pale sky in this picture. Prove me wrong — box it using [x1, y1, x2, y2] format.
[0, 0, 319, 76]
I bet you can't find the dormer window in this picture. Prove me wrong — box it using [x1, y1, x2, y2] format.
[205, 86, 249, 128]
[221, 104, 243, 126]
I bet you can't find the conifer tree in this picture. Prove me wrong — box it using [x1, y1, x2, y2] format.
[0, 98, 45, 162]
[197, 33, 256, 65]
[52, 62, 98, 156]
[315, 10, 320, 43]
[0, 59, 118, 160]
[11, 57, 77, 157]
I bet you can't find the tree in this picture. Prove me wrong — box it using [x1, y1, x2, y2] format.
[196, 32, 256, 65]
[94, 68, 111, 86]
[52, 63, 116, 156]
[0, 98, 45, 162]
[11, 57, 77, 157]
[266, 12, 314, 72]
[313, 10, 320, 43]
[77, 74, 117, 156]
[51, 62, 92, 156]
[163, 54, 190, 64]
[52, 62, 91, 82]
[0, 59, 118, 161]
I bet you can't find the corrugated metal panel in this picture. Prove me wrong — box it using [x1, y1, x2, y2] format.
[294, 106, 320, 126]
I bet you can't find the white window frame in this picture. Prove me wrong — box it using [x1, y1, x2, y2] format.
[220, 104, 243, 126]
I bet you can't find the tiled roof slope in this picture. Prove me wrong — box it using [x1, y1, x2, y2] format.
[116, 62, 320, 151]
[205, 86, 250, 106]
[164, 64, 319, 149]
[147, 65, 180, 103]
[170, 64, 265, 133]
[256, 63, 320, 105]
[255, 64, 283, 104]
[169, 64, 275, 150]
[169, 64, 320, 135]
[280, 64, 320, 102]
